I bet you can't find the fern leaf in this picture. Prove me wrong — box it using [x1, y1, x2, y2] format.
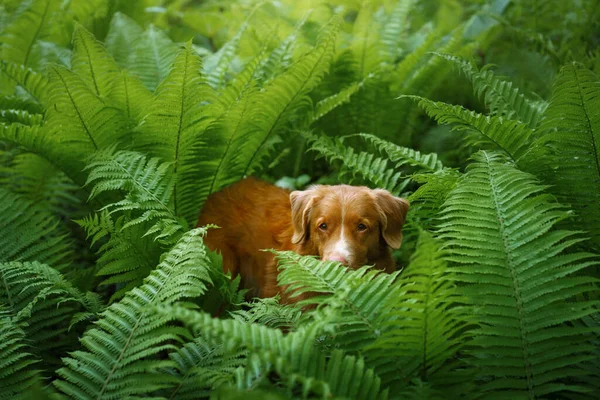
[307, 133, 408, 195]
[407, 96, 534, 162]
[434, 53, 547, 127]
[310, 81, 361, 124]
[84, 148, 185, 244]
[54, 228, 215, 399]
[128, 24, 179, 91]
[439, 150, 599, 397]
[71, 24, 120, 98]
[0, 61, 48, 105]
[0, 187, 72, 268]
[230, 296, 302, 330]
[106, 70, 153, 122]
[380, 0, 416, 63]
[104, 12, 144, 69]
[0, 312, 43, 399]
[358, 132, 444, 172]
[136, 41, 214, 218]
[531, 62, 600, 247]
[242, 17, 340, 175]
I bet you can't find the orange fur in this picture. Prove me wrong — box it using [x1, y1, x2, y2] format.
[197, 177, 409, 301]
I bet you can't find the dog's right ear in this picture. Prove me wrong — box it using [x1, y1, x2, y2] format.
[290, 189, 316, 244]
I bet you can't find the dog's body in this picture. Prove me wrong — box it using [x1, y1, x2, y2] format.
[197, 177, 409, 300]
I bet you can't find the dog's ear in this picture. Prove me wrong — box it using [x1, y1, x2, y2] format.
[373, 189, 410, 249]
[290, 189, 316, 244]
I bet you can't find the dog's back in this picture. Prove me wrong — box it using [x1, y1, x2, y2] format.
[197, 177, 294, 298]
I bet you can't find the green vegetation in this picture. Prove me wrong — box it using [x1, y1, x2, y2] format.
[1, 0, 599, 398]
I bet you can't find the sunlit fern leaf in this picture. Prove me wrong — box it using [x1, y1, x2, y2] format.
[54, 228, 216, 399]
[0, 261, 102, 368]
[241, 17, 340, 176]
[367, 231, 471, 395]
[0, 187, 72, 269]
[439, 150, 599, 398]
[0, 61, 49, 105]
[128, 24, 179, 91]
[71, 24, 120, 98]
[45, 66, 130, 184]
[104, 12, 144, 69]
[0, 152, 81, 218]
[380, 0, 416, 63]
[406, 96, 534, 163]
[351, 2, 383, 78]
[434, 53, 548, 128]
[135, 41, 214, 218]
[106, 70, 153, 123]
[307, 133, 408, 195]
[76, 210, 164, 301]
[230, 296, 302, 331]
[84, 147, 185, 244]
[530, 62, 600, 248]
[63, 0, 108, 32]
[0, 0, 60, 67]
[407, 169, 460, 231]
[162, 336, 246, 399]
[310, 81, 361, 124]
[0, 108, 42, 125]
[0, 94, 43, 114]
[357, 133, 444, 172]
[275, 251, 402, 353]
[0, 311, 43, 399]
[160, 306, 389, 400]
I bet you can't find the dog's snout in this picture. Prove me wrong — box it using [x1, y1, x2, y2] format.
[325, 254, 348, 265]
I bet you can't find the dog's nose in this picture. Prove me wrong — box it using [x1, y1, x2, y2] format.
[325, 254, 348, 265]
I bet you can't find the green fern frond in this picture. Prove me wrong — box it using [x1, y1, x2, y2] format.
[71, 24, 120, 98]
[434, 53, 547, 127]
[307, 133, 408, 195]
[530, 62, 600, 247]
[128, 24, 179, 91]
[406, 96, 534, 162]
[0, 187, 72, 268]
[242, 17, 340, 175]
[0, 261, 102, 366]
[230, 296, 302, 330]
[275, 251, 402, 353]
[0, 0, 60, 67]
[76, 210, 164, 301]
[54, 228, 215, 399]
[0, 108, 42, 125]
[0, 94, 43, 114]
[104, 12, 144, 69]
[310, 81, 361, 124]
[380, 0, 416, 63]
[358, 133, 444, 172]
[439, 150, 599, 397]
[135, 41, 214, 218]
[45, 65, 130, 183]
[84, 148, 185, 244]
[368, 231, 471, 394]
[106, 70, 153, 123]
[0, 61, 48, 105]
[0, 312, 43, 399]
[407, 169, 460, 230]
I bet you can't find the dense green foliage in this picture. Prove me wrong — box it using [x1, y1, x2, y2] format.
[1, 0, 599, 398]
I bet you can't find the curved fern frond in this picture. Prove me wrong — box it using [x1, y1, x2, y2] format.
[434, 53, 547, 128]
[439, 150, 599, 398]
[128, 24, 179, 91]
[310, 81, 361, 124]
[358, 133, 444, 172]
[0, 261, 102, 366]
[0, 311, 43, 399]
[104, 12, 144, 69]
[531, 62, 600, 247]
[406, 96, 534, 162]
[84, 148, 185, 244]
[106, 70, 153, 123]
[0, 187, 72, 268]
[307, 133, 408, 195]
[76, 210, 164, 301]
[71, 24, 120, 98]
[135, 41, 214, 217]
[230, 296, 302, 331]
[0, 61, 48, 104]
[54, 228, 215, 399]
[380, 0, 416, 63]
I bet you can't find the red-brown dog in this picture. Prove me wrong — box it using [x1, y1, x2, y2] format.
[197, 177, 409, 300]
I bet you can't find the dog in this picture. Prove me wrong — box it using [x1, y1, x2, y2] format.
[197, 177, 409, 301]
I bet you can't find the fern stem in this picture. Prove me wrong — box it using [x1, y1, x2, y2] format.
[172, 49, 190, 216]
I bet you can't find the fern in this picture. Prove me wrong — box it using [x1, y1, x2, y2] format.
[439, 150, 599, 397]
[54, 228, 215, 399]
[230, 296, 302, 331]
[530, 62, 600, 248]
[0, 61, 49, 105]
[84, 147, 185, 244]
[104, 12, 144, 69]
[435, 53, 548, 127]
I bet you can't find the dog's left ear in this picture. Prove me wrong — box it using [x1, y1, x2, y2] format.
[290, 189, 316, 244]
[373, 189, 410, 249]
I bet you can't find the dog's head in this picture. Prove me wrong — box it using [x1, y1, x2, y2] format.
[290, 185, 409, 270]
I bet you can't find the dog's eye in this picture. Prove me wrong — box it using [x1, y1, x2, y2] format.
[319, 223, 328, 230]
[357, 223, 367, 231]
